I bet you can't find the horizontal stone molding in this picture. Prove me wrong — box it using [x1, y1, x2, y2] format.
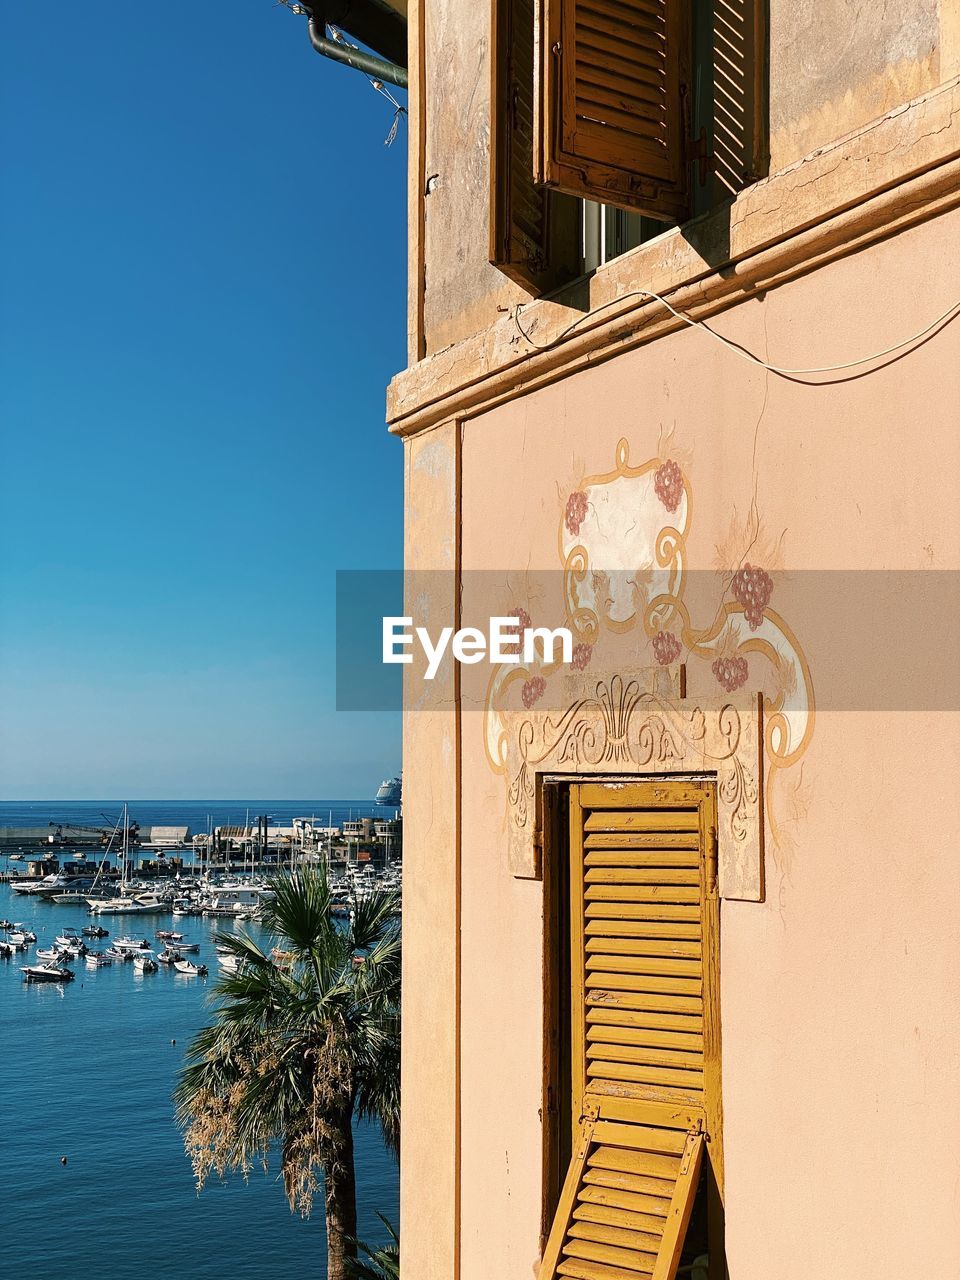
[388, 76, 960, 437]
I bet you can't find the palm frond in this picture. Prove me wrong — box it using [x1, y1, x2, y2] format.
[347, 1216, 400, 1280]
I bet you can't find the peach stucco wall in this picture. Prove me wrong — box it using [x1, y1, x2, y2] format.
[452, 208, 960, 1278]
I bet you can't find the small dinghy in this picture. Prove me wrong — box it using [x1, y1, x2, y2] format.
[175, 940, 200, 953]
[174, 958, 208, 977]
[22, 964, 74, 983]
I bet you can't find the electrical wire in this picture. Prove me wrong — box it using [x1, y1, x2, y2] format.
[327, 24, 407, 145]
[514, 287, 960, 377]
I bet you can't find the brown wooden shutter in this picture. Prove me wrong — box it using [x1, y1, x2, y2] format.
[539, 781, 721, 1280]
[537, 0, 692, 222]
[491, 0, 579, 290]
[710, 0, 769, 199]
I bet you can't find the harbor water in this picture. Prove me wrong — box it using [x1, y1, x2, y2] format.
[0, 801, 399, 1278]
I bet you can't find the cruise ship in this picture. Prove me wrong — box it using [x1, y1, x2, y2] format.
[375, 774, 402, 806]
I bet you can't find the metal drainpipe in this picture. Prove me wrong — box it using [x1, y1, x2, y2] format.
[307, 16, 408, 90]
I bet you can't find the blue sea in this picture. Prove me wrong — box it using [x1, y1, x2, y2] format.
[0, 801, 399, 1278]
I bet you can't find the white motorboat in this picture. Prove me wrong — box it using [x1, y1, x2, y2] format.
[155, 930, 183, 942]
[173, 958, 208, 976]
[87, 897, 157, 915]
[22, 964, 74, 983]
[175, 940, 199, 953]
[85, 951, 112, 968]
[217, 952, 240, 973]
[5, 935, 30, 951]
[36, 946, 70, 963]
[82, 925, 109, 938]
[113, 936, 153, 954]
[132, 951, 158, 973]
[156, 946, 181, 965]
[55, 929, 84, 948]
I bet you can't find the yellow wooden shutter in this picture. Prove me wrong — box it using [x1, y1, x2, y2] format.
[540, 1115, 704, 1279]
[539, 781, 720, 1280]
[491, 0, 579, 290]
[536, 0, 692, 221]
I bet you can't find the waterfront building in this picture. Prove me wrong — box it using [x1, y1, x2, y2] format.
[363, 3, 960, 1278]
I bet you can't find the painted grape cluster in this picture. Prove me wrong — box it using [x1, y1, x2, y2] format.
[565, 490, 588, 536]
[571, 643, 593, 671]
[731, 563, 773, 630]
[712, 654, 749, 692]
[652, 631, 682, 666]
[522, 676, 546, 708]
[654, 459, 683, 513]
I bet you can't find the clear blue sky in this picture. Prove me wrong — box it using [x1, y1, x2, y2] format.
[0, 3, 405, 799]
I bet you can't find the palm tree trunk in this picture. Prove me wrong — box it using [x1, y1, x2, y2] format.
[324, 1102, 358, 1280]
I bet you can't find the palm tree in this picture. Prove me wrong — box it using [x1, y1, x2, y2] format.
[175, 866, 401, 1280]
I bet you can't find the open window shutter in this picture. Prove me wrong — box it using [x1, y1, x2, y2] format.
[539, 782, 720, 1279]
[710, 0, 769, 199]
[537, 0, 692, 222]
[539, 1115, 704, 1280]
[491, 0, 579, 290]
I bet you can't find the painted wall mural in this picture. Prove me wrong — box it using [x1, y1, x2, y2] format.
[483, 435, 815, 887]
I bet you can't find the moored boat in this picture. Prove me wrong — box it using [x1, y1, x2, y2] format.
[173, 958, 208, 976]
[156, 947, 182, 965]
[82, 925, 109, 938]
[21, 964, 74, 983]
[132, 951, 158, 973]
[113, 936, 153, 954]
[36, 946, 71, 962]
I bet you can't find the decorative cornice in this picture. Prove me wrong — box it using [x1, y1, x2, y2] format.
[502, 676, 765, 901]
[387, 76, 960, 438]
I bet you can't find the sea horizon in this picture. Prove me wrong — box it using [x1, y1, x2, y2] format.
[0, 797, 394, 830]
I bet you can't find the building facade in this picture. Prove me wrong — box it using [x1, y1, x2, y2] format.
[390, 4, 960, 1277]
